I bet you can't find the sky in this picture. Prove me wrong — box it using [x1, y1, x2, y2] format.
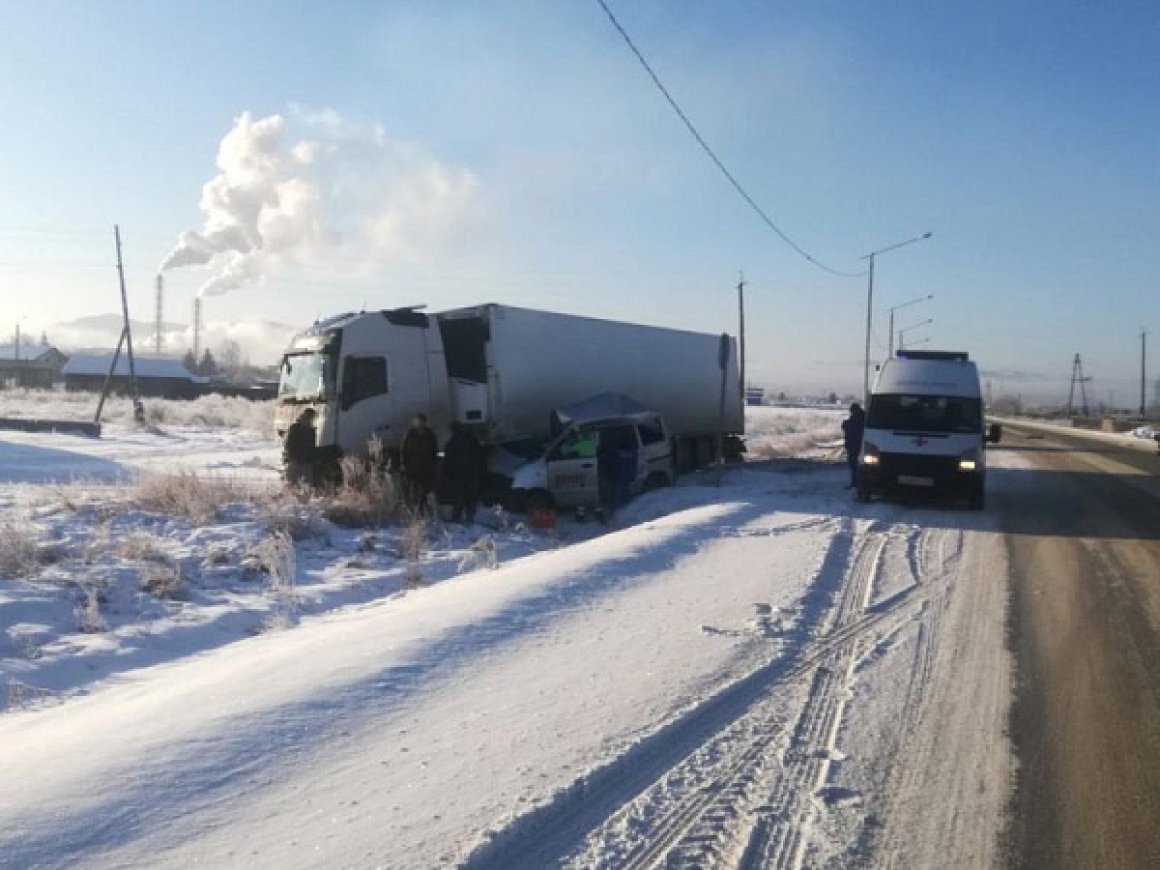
[0, 0, 1156, 404]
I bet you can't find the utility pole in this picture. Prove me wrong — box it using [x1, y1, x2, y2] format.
[95, 226, 144, 424]
[737, 272, 746, 416]
[1140, 328, 1148, 420]
[860, 232, 932, 406]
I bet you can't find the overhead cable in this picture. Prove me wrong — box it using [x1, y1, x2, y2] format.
[594, 0, 862, 278]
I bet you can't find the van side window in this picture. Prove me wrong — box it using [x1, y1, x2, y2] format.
[342, 356, 389, 407]
[550, 428, 597, 460]
[638, 418, 666, 445]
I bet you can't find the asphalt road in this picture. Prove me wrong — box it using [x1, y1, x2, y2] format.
[998, 424, 1160, 869]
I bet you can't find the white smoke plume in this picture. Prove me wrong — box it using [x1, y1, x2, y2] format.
[161, 109, 478, 296]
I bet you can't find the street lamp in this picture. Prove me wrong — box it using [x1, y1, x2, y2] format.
[862, 232, 932, 405]
[898, 318, 934, 350]
[887, 294, 933, 358]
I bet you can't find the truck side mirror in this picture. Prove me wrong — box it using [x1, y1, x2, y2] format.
[987, 423, 1002, 444]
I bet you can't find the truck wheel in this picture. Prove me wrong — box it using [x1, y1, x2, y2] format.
[856, 483, 870, 503]
[969, 488, 985, 511]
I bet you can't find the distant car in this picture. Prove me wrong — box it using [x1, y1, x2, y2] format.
[509, 410, 673, 511]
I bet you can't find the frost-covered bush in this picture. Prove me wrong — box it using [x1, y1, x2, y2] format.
[139, 561, 184, 600]
[0, 520, 41, 579]
[135, 470, 264, 524]
[322, 443, 404, 527]
[0, 387, 274, 433]
[252, 532, 297, 630]
[744, 408, 844, 459]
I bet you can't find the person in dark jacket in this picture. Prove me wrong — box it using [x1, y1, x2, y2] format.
[282, 409, 318, 487]
[442, 422, 485, 523]
[401, 414, 439, 513]
[841, 403, 866, 488]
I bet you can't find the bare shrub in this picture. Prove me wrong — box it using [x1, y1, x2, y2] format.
[5, 680, 61, 712]
[139, 561, 184, 600]
[458, 535, 499, 574]
[118, 532, 171, 563]
[252, 532, 297, 630]
[402, 521, 425, 590]
[135, 470, 257, 524]
[322, 442, 403, 528]
[76, 581, 106, 633]
[0, 521, 40, 579]
[262, 495, 329, 542]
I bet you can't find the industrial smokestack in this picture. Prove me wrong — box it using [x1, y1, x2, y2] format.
[192, 296, 202, 362]
[155, 274, 164, 355]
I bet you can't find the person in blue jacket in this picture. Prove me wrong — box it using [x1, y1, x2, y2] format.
[841, 403, 865, 488]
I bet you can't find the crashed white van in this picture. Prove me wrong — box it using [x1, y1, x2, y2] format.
[858, 350, 1000, 509]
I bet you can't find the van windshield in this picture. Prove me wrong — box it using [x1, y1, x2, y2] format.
[867, 394, 982, 434]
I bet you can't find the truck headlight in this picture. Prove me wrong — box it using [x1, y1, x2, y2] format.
[860, 442, 880, 466]
[958, 450, 979, 471]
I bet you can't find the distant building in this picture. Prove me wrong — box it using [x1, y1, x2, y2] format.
[745, 386, 766, 406]
[63, 354, 200, 399]
[0, 342, 68, 389]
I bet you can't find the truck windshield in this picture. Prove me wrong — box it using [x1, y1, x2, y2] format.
[278, 352, 331, 402]
[867, 394, 982, 434]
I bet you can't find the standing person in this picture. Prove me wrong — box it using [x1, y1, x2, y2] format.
[842, 403, 866, 489]
[282, 408, 318, 487]
[401, 414, 439, 514]
[442, 422, 485, 523]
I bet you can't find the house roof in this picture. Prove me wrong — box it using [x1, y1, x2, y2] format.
[0, 342, 59, 362]
[63, 354, 194, 380]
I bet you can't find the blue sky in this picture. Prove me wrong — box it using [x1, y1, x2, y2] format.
[0, 1, 1156, 402]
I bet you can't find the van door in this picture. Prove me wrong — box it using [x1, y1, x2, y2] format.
[545, 425, 600, 507]
[635, 414, 673, 487]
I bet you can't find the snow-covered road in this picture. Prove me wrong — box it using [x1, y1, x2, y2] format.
[1, 468, 1013, 868]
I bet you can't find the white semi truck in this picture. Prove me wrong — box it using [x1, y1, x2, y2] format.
[274, 304, 743, 485]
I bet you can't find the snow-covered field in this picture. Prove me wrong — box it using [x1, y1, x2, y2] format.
[0, 397, 1013, 868]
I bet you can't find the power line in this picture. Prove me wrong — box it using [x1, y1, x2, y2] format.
[594, 0, 863, 279]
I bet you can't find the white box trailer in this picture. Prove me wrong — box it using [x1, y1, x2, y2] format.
[275, 303, 742, 477]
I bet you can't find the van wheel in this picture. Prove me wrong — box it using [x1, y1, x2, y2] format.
[644, 471, 670, 492]
[856, 483, 870, 503]
[969, 490, 985, 511]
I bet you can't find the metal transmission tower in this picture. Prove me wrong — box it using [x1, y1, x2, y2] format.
[1067, 353, 1092, 417]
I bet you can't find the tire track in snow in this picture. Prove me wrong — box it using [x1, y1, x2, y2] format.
[556, 521, 949, 869]
[736, 525, 894, 870]
[465, 517, 957, 870]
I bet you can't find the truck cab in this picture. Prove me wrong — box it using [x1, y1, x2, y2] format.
[274, 309, 450, 466]
[509, 411, 674, 511]
[858, 350, 999, 509]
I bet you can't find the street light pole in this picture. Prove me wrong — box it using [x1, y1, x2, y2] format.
[899, 318, 934, 350]
[861, 232, 932, 406]
[887, 293, 934, 358]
